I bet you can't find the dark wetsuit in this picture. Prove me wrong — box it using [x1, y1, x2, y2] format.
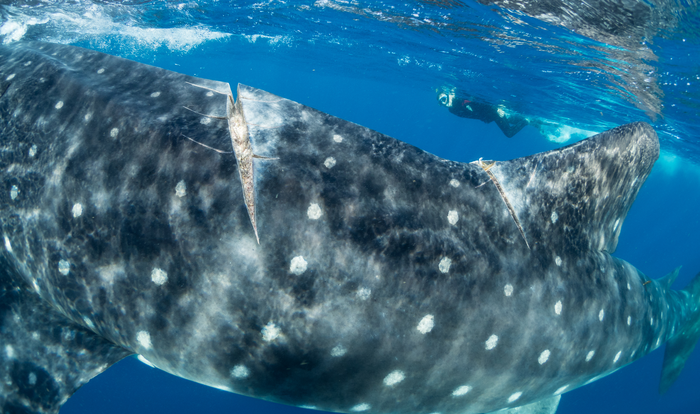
[446, 96, 529, 138]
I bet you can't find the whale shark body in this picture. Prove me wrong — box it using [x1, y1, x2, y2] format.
[1, 42, 699, 414]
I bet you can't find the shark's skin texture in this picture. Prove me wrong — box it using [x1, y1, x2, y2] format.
[1, 42, 699, 414]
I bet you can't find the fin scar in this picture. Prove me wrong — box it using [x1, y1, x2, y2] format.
[181, 135, 233, 154]
[184, 82, 277, 244]
[182, 106, 227, 120]
[476, 158, 530, 249]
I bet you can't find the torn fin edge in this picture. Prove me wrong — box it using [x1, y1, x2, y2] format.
[231, 84, 260, 244]
[184, 81, 260, 243]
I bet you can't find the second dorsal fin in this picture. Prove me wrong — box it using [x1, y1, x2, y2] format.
[485, 122, 659, 253]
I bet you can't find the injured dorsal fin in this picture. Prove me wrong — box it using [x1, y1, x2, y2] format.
[485, 122, 659, 254]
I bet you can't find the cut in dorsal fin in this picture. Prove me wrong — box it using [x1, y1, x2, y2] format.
[486, 122, 659, 254]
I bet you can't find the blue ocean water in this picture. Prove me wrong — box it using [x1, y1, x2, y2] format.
[1, 0, 699, 413]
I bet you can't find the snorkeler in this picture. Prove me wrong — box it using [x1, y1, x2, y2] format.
[437, 87, 529, 138]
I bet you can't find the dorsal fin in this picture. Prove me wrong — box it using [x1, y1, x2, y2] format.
[659, 266, 682, 289]
[486, 122, 659, 253]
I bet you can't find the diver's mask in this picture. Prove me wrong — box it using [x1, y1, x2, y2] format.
[436, 88, 455, 107]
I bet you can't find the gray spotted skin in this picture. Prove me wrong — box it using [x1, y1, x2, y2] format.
[1, 42, 699, 414]
[0, 258, 130, 413]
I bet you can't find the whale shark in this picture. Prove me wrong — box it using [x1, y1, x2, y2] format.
[1, 41, 699, 414]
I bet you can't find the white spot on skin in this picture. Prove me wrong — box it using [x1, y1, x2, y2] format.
[452, 385, 472, 396]
[6, 73, 16, 80]
[206, 91, 214, 97]
[83, 317, 95, 329]
[551, 211, 558, 224]
[324, 157, 336, 168]
[555, 301, 562, 315]
[307, 203, 322, 220]
[439, 257, 451, 273]
[485, 335, 498, 350]
[351, 404, 371, 412]
[290, 256, 308, 275]
[613, 351, 622, 363]
[200, 117, 212, 125]
[627, 282, 631, 290]
[10, 185, 18, 200]
[627, 316, 631, 325]
[383, 370, 405, 386]
[508, 392, 523, 403]
[28, 372, 37, 385]
[72, 203, 83, 218]
[333, 134, 343, 143]
[356, 287, 371, 300]
[55, 101, 64, 109]
[599, 309, 605, 321]
[4, 236, 12, 253]
[150, 91, 161, 98]
[538, 349, 550, 364]
[175, 180, 186, 197]
[97, 68, 105, 74]
[23, 61, 32, 66]
[555, 385, 569, 395]
[29, 144, 37, 157]
[447, 210, 459, 225]
[84, 113, 92, 122]
[262, 322, 280, 341]
[331, 345, 347, 357]
[231, 365, 250, 378]
[5, 345, 14, 358]
[504, 284, 513, 296]
[650, 318, 654, 325]
[151, 268, 168, 285]
[586, 350, 595, 361]
[555, 256, 562, 266]
[449, 179, 460, 188]
[417, 315, 435, 334]
[137, 331, 152, 349]
[58, 260, 70, 275]
[110, 128, 119, 138]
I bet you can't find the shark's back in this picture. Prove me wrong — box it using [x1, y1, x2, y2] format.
[2, 42, 699, 414]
